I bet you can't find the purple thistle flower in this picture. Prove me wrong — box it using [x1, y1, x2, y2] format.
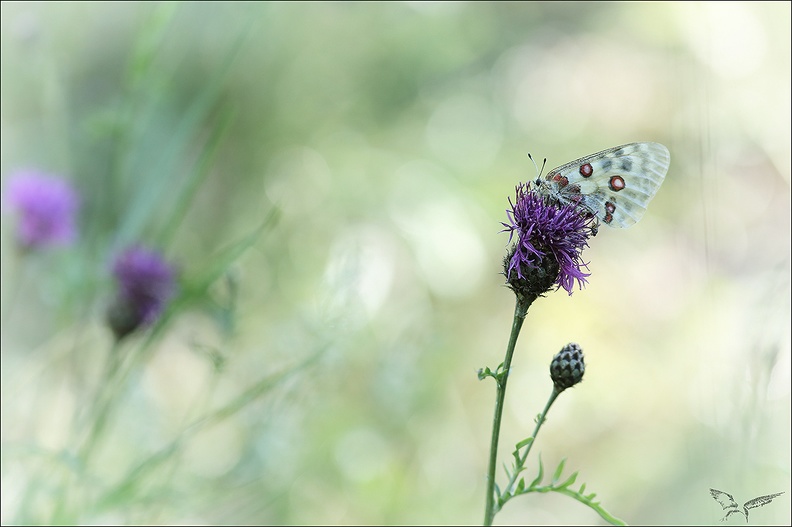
[2, 170, 80, 250]
[107, 245, 177, 340]
[502, 182, 595, 297]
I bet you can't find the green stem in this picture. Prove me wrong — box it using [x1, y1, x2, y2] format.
[50, 339, 125, 524]
[484, 296, 532, 526]
[502, 386, 560, 497]
[78, 340, 126, 462]
[521, 387, 559, 465]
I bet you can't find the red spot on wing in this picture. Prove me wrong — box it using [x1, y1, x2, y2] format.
[551, 174, 569, 188]
[579, 163, 593, 177]
[604, 212, 613, 224]
[605, 201, 616, 214]
[609, 176, 625, 191]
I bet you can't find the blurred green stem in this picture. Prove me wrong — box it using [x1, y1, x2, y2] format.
[96, 348, 325, 515]
[483, 296, 532, 526]
[78, 340, 125, 462]
[0, 248, 31, 330]
[50, 339, 126, 524]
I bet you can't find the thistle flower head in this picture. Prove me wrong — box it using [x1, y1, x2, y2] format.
[502, 182, 595, 298]
[2, 170, 80, 250]
[550, 342, 586, 393]
[107, 245, 177, 340]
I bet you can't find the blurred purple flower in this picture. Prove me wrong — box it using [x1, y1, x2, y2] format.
[2, 170, 80, 249]
[502, 182, 595, 296]
[107, 246, 177, 340]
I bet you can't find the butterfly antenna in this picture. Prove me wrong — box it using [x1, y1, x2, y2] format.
[527, 153, 539, 177]
[527, 154, 548, 188]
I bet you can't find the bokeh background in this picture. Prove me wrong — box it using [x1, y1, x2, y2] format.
[1, 2, 790, 525]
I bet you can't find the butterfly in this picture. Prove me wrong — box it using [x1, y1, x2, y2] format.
[533, 142, 670, 231]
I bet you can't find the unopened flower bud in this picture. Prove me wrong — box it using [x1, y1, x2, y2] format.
[550, 342, 585, 392]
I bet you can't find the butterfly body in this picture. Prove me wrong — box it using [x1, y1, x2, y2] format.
[534, 142, 670, 229]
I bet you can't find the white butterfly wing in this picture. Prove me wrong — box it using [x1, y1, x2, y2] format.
[544, 142, 670, 228]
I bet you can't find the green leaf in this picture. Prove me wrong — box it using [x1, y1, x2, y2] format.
[495, 457, 626, 526]
[550, 486, 624, 526]
[557, 471, 578, 489]
[512, 448, 521, 467]
[528, 456, 544, 489]
[156, 105, 238, 247]
[515, 437, 534, 451]
[516, 477, 525, 493]
[110, 14, 252, 251]
[181, 210, 278, 300]
[551, 458, 567, 484]
[478, 366, 495, 381]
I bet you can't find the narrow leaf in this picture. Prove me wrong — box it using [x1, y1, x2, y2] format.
[157, 105, 238, 246]
[183, 210, 278, 296]
[552, 458, 567, 484]
[557, 471, 578, 489]
[515, 437, 534, 451]
[529, 456, 544, 488]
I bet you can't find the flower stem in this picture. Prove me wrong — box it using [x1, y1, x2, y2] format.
[50, 340, 126, 524]
[521, 387, 559, 465]
[502, 386, 560, 497]
[484, 296, 532, 526]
